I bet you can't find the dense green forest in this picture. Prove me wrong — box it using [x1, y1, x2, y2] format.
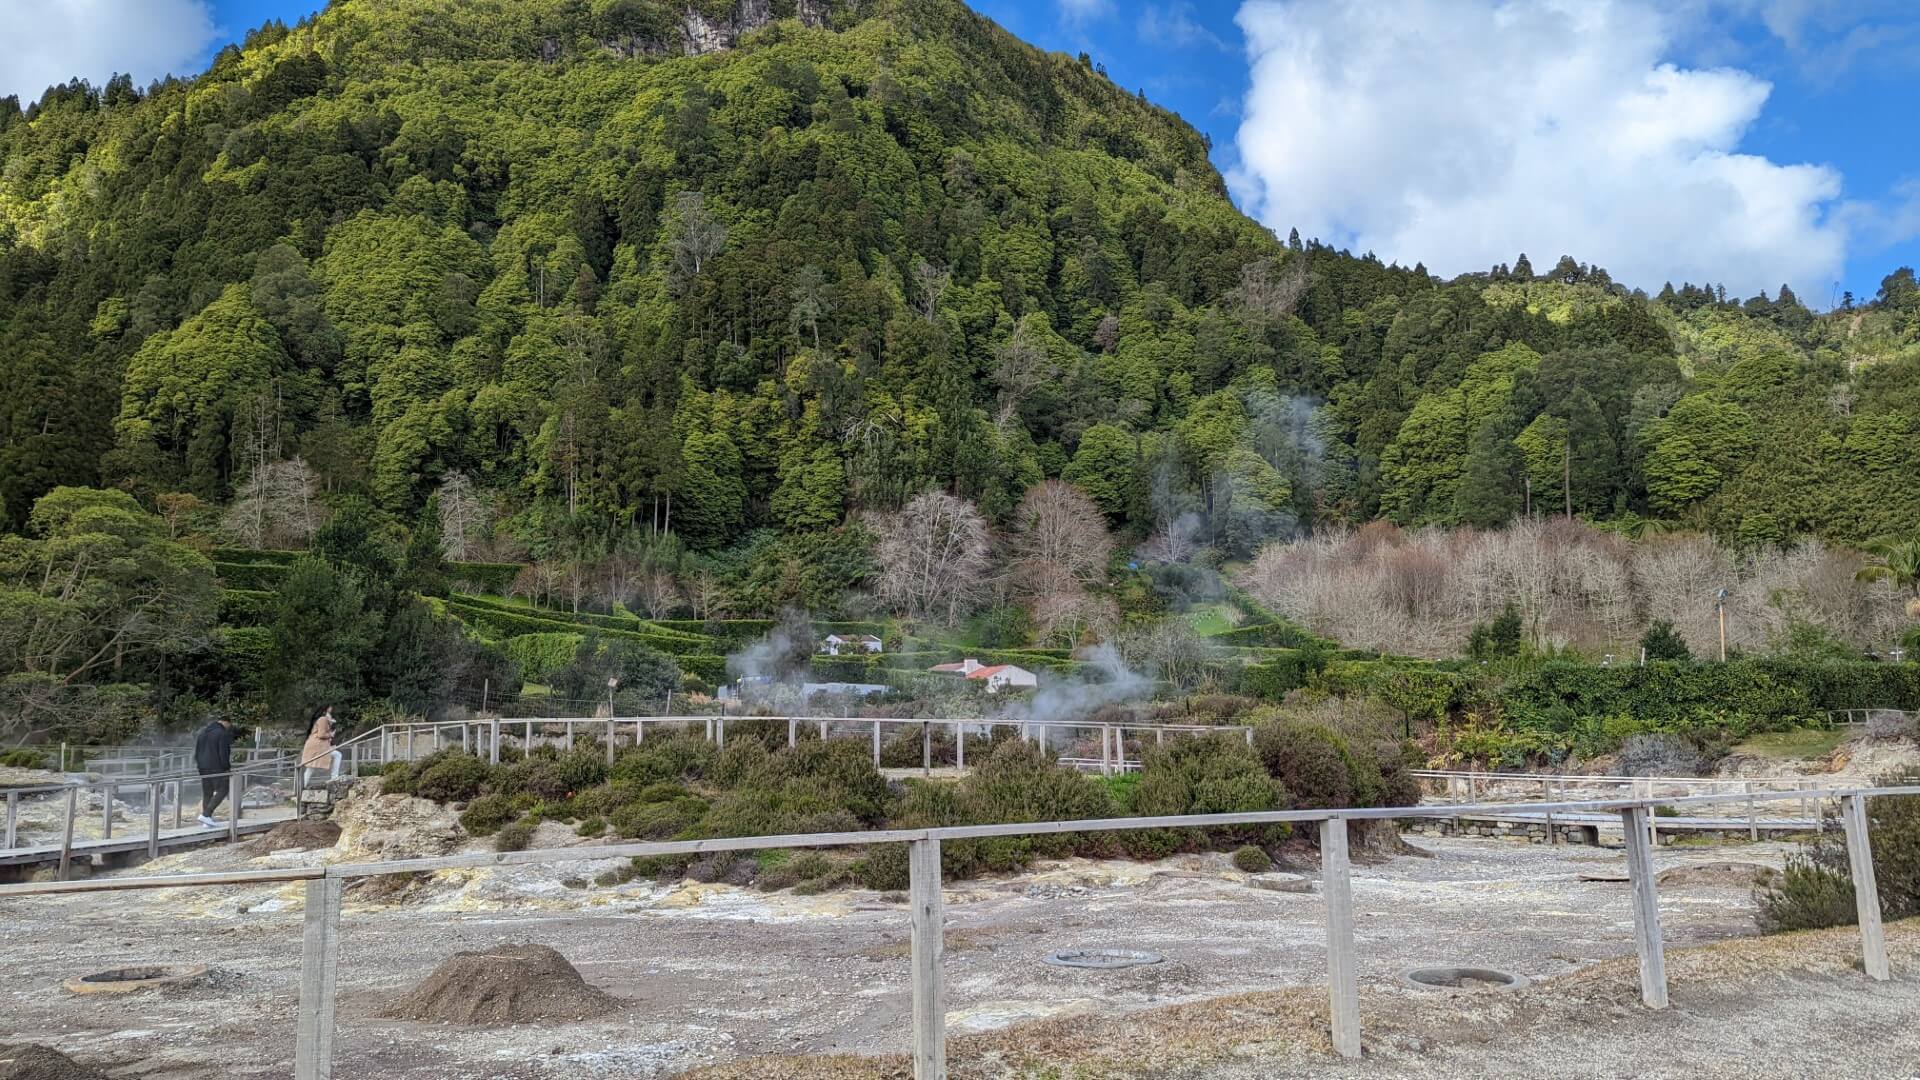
[3, 0, 1918, 745]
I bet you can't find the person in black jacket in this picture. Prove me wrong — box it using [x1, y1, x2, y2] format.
[193, 715, 236, 827]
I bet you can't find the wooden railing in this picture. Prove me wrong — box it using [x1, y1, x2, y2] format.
[1, 783, 1911, 1079]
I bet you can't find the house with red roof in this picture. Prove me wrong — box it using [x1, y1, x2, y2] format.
[928, 657, 1037, 693]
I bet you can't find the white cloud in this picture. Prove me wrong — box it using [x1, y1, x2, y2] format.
[1058, 0, 1113, 25]
[1138, 4, 1230, 51]
[0, 0, 218, 102]
[1228, 0, 1850, 297]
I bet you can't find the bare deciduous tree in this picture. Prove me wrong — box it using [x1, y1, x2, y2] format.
[1240, 519, 1909, 658]
[1228, 256, 1308, 324]
[633, 569, 681, 620]
[911, 257, 949, 322]
[685, 569, 730, 621]
[1010, 481, 1112, 590]
[665, 191, 727, 289]
[874, 491, 992, 625]
[436, 472, 487, 560]
[990, 322, 1057, 426]
[222, 457, 323, 549]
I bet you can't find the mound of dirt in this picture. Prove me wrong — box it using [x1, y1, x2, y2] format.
[379, 944, 620, 1025]
[242, 819, 341, 855]
[0, 1044, 111, 1080]
[1656, 862, 1780, 888]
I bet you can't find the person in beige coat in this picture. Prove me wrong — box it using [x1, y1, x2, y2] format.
[301, 705, 341, 783]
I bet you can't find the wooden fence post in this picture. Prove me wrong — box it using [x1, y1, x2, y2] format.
[922, 723, 932, 776]
[1320, 817, 1360, 1058]
[1840, 794, 1890, 981]
[147, 781, 161, 859]
[4, 791, 16, 849]
[101, 781, 113, 839]
[1620, 805, 1667, 1008]
[873, 721, 882, 768]
[294, 876, 344, 1080]
[908, 837, 947, 1079]
[955, 722, 965, 770]
[59, 787, 76, 880]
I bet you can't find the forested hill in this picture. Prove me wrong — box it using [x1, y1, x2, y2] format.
[2, 0, 1919, 553]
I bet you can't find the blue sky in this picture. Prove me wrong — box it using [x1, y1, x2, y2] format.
[5, 0, 1917, 306]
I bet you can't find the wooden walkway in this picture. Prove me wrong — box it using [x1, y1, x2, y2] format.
[0, 806, 296, 870]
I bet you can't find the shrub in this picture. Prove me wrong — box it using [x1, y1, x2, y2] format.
[1132, 733, 1286, 816]
[576, 816, 606, 838]
[380, 759, 418, 796]
[413, 751, 492, 802]
[1252, 722, 1357, 809]
[495, 759, 570, 803]
[759, 851, 836, 891]
[458, 793, 518, 836]
[1757, 853, 1856, 933]
[1231, 845, 1273, 873]
[609, 796, 709, 840]
[610, 734, 717, 787]
[556, 748, 609, 792]
[631, 854, 692, 881]
[492, 820, 535, 852]
[0, 748, 49, 770]
[1758, 777, 1920, 933]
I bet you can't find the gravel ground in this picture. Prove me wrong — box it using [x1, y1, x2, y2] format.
[0, 827, 1838, 1079]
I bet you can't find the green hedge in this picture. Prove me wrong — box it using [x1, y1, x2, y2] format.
[500, 633, 585, 681]
[210, 547, 300, 566]
[1208, 622, 1325, 648]
[679, 655, 728, 684]
[448, 562, 524, 595]
[1497, 660, 1834, 735]
[651, 619, 775, 648]
[214, 560, 288, 591]
[445, 597, 713, 655]
[216, 626, 273, 691]
[218, 588, 278, 627]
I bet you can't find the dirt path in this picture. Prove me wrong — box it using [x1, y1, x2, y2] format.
[0, 832, 1811, 1078]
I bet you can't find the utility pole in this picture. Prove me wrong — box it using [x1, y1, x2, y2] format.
[1715, 588, 1729, 662]
[1562, 439, 1573, 520]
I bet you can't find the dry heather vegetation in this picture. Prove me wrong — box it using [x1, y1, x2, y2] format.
[376, 712, 1420, 891]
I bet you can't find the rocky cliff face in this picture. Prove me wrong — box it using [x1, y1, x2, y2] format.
[680, 0, 835, 56]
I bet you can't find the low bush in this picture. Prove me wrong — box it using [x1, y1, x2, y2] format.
[495, 759, 570, 803]
[1231, 845, 1273, 873]
[556, 748, 609, 792]
[492, 820, 535, 852]
[1758, 776, 1920, 933]
[609, 796, 709, 840]
[610, 735, 717, 787]
[458, 793, 519, 836]
[576, 815, 606, 838]
[1252, 722, 1357, 809]
[413, 751, 492, 802]
[0, 748, 49, 770]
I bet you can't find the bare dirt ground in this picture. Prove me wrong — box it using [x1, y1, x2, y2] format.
[5, 788, 1888, 1080]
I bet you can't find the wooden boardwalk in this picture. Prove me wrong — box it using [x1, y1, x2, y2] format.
[0, 805, 296, 870]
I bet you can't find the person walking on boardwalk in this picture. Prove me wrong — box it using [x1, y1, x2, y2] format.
[301, 705, 341, 784]
[194, 713, 236, 827]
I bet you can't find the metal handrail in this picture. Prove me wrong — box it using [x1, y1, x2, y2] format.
[1, 781, 1913, 1080]
[1, 754, 306, 860]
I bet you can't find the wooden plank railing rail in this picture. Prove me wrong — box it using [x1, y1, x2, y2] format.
[1, 783, 1912, 1080]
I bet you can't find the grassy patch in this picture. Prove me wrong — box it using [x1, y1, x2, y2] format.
[1734, 729, 1848, 761]
[1184, 604, 1239, 637]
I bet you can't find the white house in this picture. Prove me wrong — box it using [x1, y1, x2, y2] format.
[820, 634, 884, 656]
[928, 658, 1037, 693]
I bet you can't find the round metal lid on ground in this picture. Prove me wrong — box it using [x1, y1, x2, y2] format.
[63, 964, 208, 995]
[1043, 948, 1164, 969]
[1402, 965, 1528, 992]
